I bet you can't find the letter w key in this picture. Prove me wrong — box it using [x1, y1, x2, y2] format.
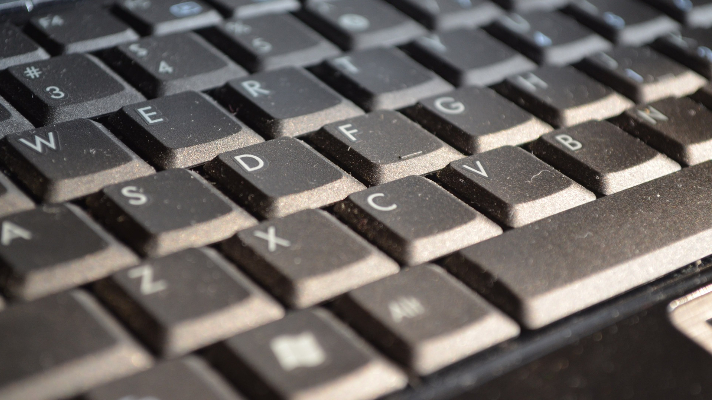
[18, 131, 58, 154]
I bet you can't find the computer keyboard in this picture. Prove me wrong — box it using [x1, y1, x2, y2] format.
[3, 0, 712, 400]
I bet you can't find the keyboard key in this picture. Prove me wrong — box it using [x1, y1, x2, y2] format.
[0, 95, 32, 138]
[487, 11, 611, 65]
[333, 264, 520, 375]
[109, 91, 262, 169]
[104, 32, 247, 98]
[94, 248, 283, 357]
[205, 137, 364, 218]
[386, 0, 503, 30]
[565, 0, 679, 45]
[0, 204, 138, 300]
[311, 110, 461, 185]
[335, 175, 502, 266]
[0, 24, 49, 69]
[25, 8, 139, 54]
[222, 209, 399, 308]
[315, 47, 453, 111]
[614, 96, 712, 166]
[493, 0, 569, 12]
[644, 0, 712, 27]
[403, 28, 537, 86]
[205, 0, 299, 18]
[654, 29, 712, 79]
[2, 119, 154, 203]
[114, 0, 222, 35]
[202, 13, 340, 72]
[0, 173, 33, 218]
[578, 47, 707, 104]
[438, 146, 595, 227]
[214, 67, 363, 138]
[494, 66, 634, 128]
[206, 308, 407, 400]
[0, 290, 152, 400]
[0, 54, 145, 125]
[88, 169, 256, 257]
[83, 356, 244, 400]
[444, 161, 712, 329]
[300, 0, 426, 50]
[406, 86, 552, 154]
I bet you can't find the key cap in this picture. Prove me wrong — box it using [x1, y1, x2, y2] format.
[0, 174, 33, 218]
[333, 264, 519, 375]
[88, 169, 256, 257]
[493, 0, 569, 12]
[403, 28, 537, 86]
[578, 47, 707, 104]
[299, 0, 426, 50]
[214, 67, 363, 138]
[1, 119, 154, 203]
[0, 290, 152, 400]
[487, 11, 611, 65]
[109, 91, 262, 169]
[613, 96, 712, 166]
[310, 110, 462, 185]
[315, 47, 453, 111]
[104, 32, 247, 98]
[0, 204, 138, 300]
[114, 0, 223, 36]
[386, 0, 503, 30]
[206, 308, 407, 400]
[25, 8, 139, 54]
[83, 356, 244, 400]
[94, 248, 283, 357]
[532, 120, 681, 195]
[565, 0, 679, 46]
[0, 54, 145, 125]
[335, 175, 502, 266]
[0, 24, 49, 69]
[205, 0, 299, 18]
[205, 137, 364, 218]
[202, 13, 340, 72]
[645, 0, 712, 27]
[0, 95, 32, 138]
[222, 209, 398, 308]
[494, 66, 634, 128]
[438, 146, 595, 227]
[653, 29, 712, 79]
[444, 161, 712, 329]
[406, 86, 552, 154]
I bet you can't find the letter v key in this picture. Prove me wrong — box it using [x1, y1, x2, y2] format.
[462, 161, 488, 178]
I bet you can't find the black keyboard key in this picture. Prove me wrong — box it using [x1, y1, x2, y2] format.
[444, 161, 712, 328]
[206, 308, 407, 400]
[654, 29, 712, 78]
[109, 91, 262, 169]
[493, 0, 569, 12]
[89, 169, 256, 257]
[487, 11, 611, 65]
[114, 0, 223, 35]
[0, 204, 139, 300]
[214, 67, 363, 138]
[406, 86, 552, 154]
[2, 119, 154, 203]
[205, 137, 364, 218]
[0, 54, 145, 125]
[0, 24, 49, 70]
[438, 146, 594, 227]
[0, 173, 33, 218]
[565, 0, 679, 45]
[316, 47, 453, 111]
[25, 8, 139, 55]
[614, 96, 712, 166]
[0, 290, 152, 400]
[104, 32, 247, 98]
[206, 0, 299, 18]
[311, 110, 462, 185]
[300, 0, 426, 50]
[579, 47, 707, 104]
[645, 0, 712, 27]
[0, 95, 32, 138]
[494, 66, 634, 128]
[94, 247, 283, 356]
[335, 175, 502, 265]
[202, 13, 340, 72]
[333, 264, 519, 375]
[83, 356, 244, 400]
[403, 28, 537, 86]
[222, 209, 398, 308]
[386, 0, 503, 30]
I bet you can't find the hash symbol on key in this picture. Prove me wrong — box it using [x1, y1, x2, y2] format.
[270, 332, 326, 371]
[254, 226, 290, 251]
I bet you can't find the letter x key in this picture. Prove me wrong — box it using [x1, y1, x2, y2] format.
[253, 226, 291, 252]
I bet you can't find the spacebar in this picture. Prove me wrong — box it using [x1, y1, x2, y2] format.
[444, 161, 712, 329]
